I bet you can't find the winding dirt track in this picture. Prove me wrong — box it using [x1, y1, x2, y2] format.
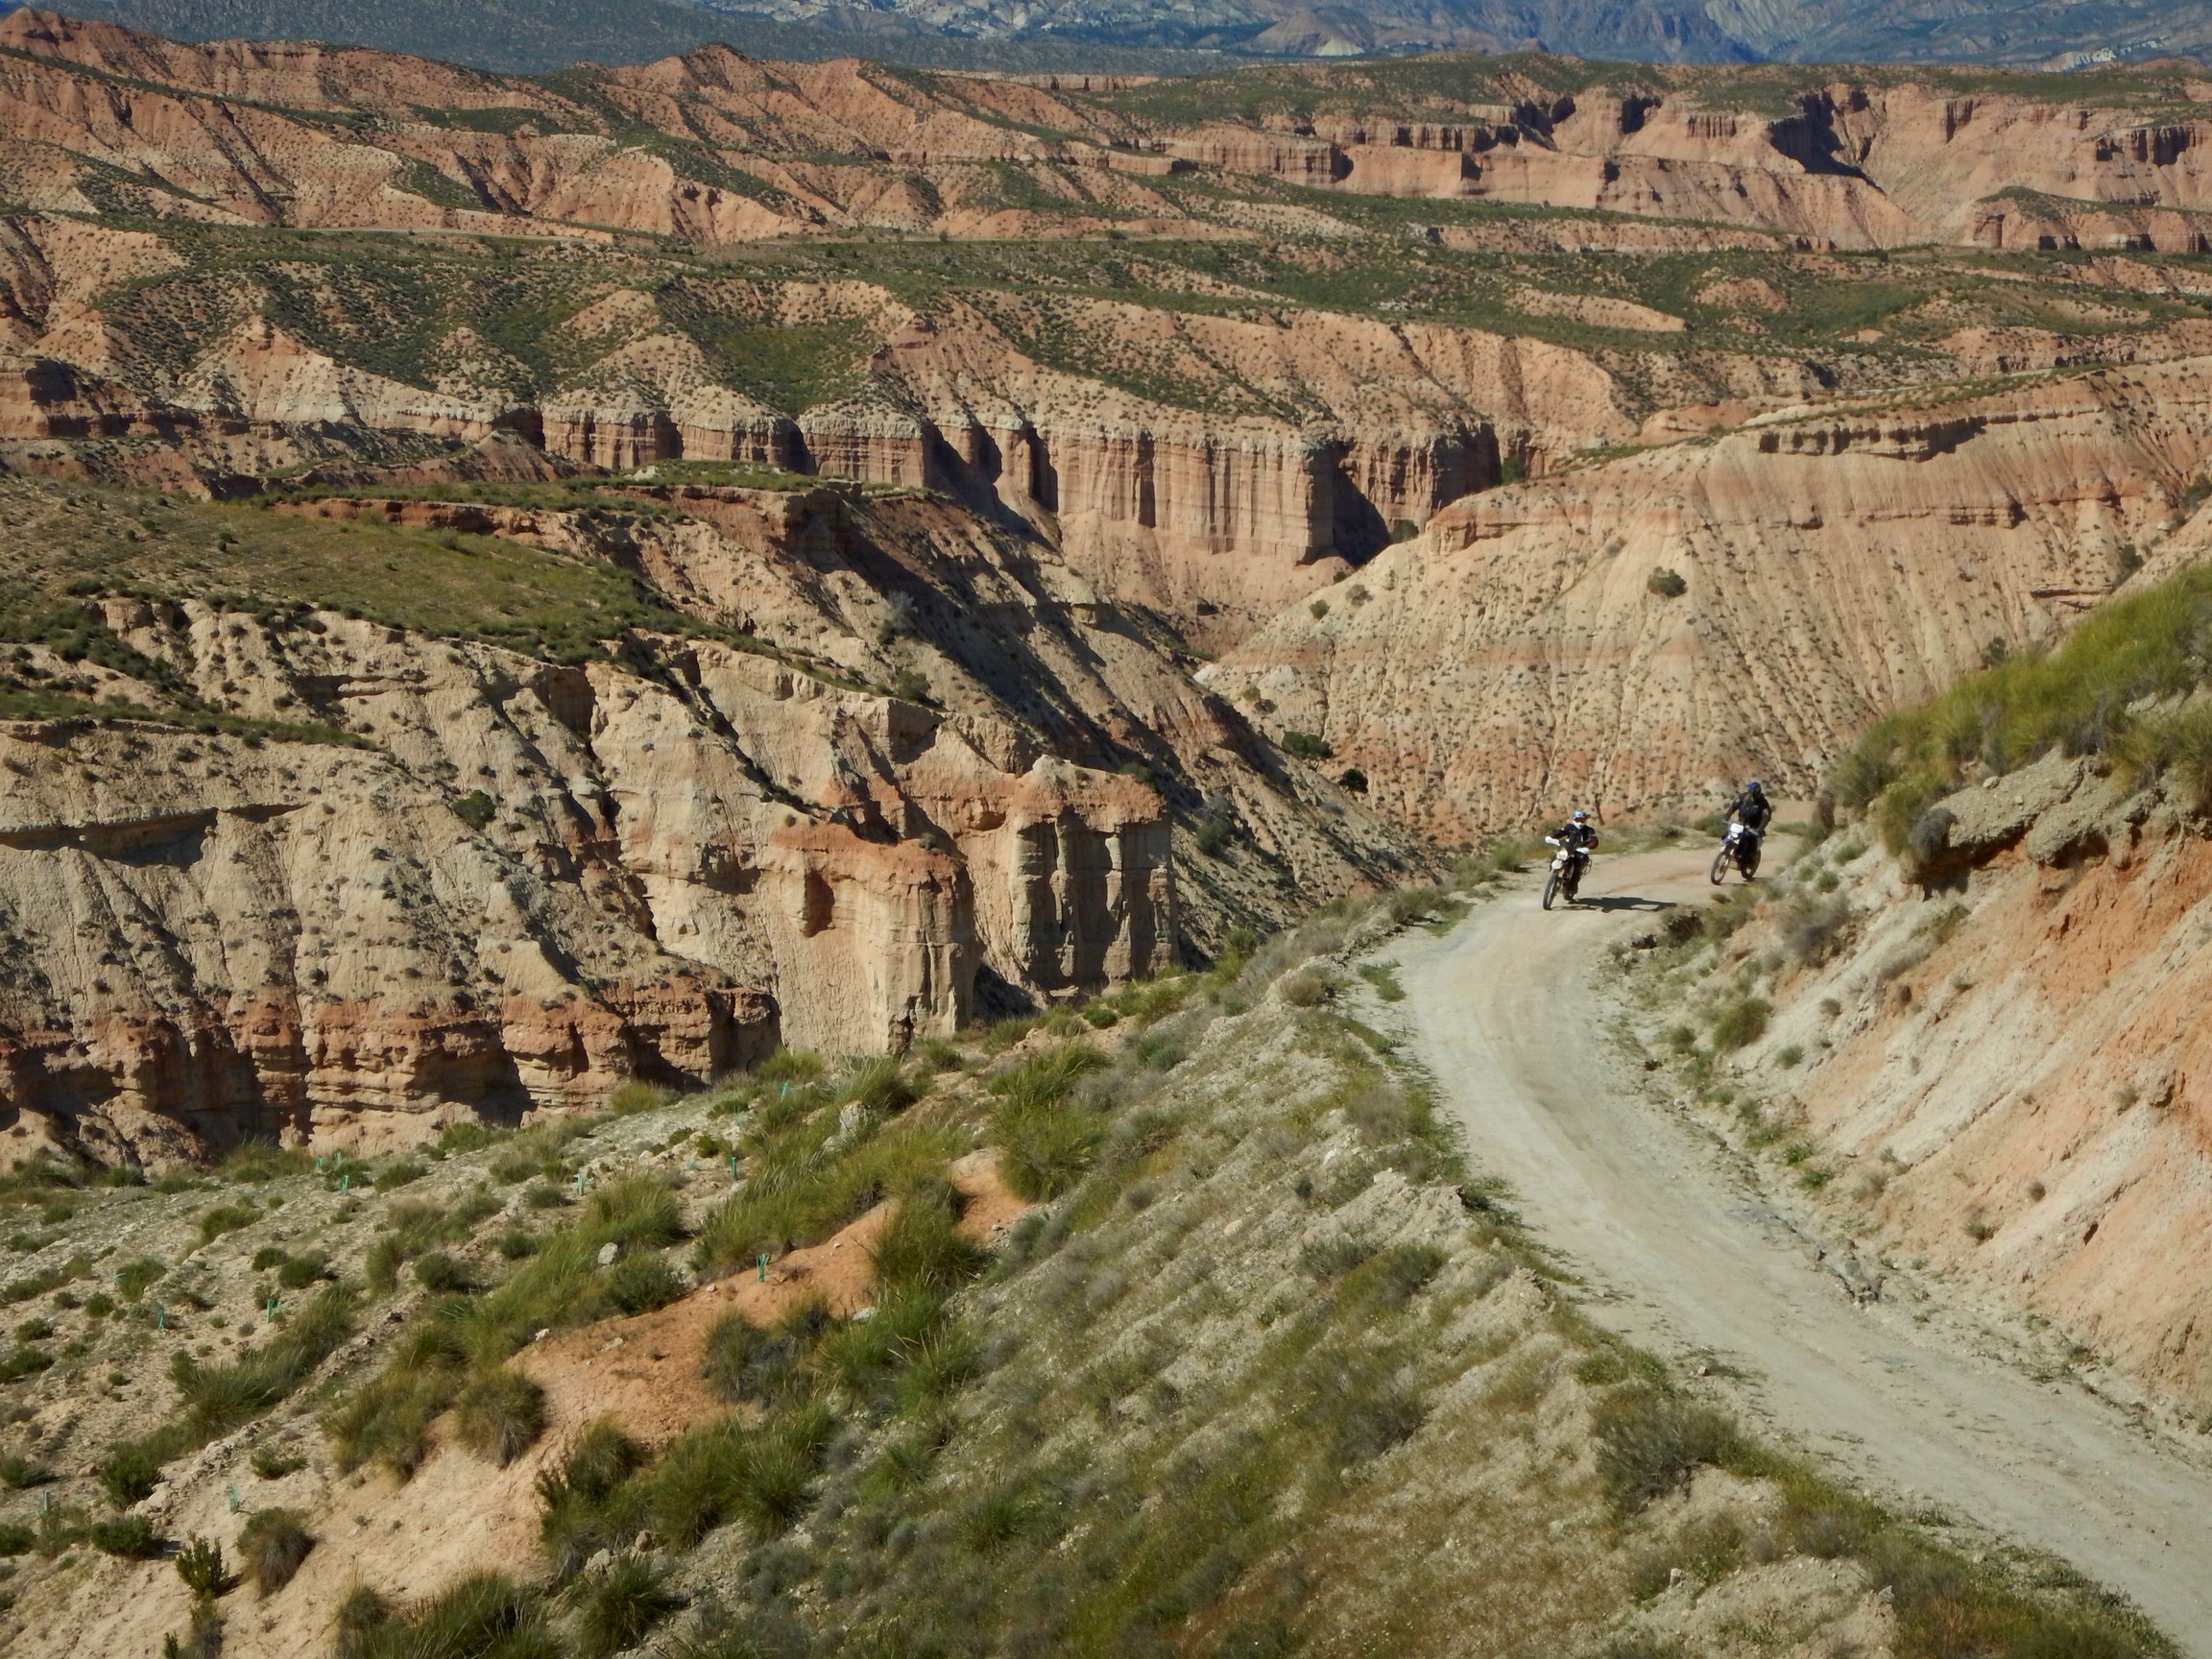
[1389, 847, 2212, 1654]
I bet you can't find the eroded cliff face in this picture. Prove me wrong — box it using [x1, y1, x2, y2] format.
[1207, 358, 2212, 841]
[1692, 757, 2212, 1420]
[0, 469, 1418, 1167]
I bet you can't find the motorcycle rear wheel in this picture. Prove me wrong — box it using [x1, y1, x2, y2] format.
[1542, 869, 1561, 910]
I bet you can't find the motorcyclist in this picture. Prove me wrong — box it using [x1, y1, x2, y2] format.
[1722, 780, 1771, 876]
[1551, 808, 1599, 854]
[1726, 781, 1773, 835]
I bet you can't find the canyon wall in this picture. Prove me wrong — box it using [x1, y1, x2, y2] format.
[0, 471, 1420, 1168]
[1207, 358, 2212, 842]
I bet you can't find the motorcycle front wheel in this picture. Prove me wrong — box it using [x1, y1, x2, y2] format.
[1709, 847, 1732, 884]
[1542, 869, 1561, 910]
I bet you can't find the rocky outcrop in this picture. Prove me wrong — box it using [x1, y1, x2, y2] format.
[1206, 356, 2212, 842]
[0, 710, 777, 1166]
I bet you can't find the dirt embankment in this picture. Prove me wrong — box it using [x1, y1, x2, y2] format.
[1662, 757, 2212, 1428]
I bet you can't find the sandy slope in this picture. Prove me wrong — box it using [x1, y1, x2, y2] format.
[1387, 846, 2212, 1655]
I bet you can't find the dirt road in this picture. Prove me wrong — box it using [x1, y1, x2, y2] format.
[1388, 846, 2212, 1653]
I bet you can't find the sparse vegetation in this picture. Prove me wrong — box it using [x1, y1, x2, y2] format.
[237, 1507, 314, 1594]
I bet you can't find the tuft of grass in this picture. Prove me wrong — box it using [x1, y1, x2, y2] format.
[340, 1572, 555, 1659]
[455, 1368, 548, 1467]
[1356, 962, 1407, 1002]
[869, 1181, 990, 1293]
[1592, 1385, 1754, 1515]
[238, 1507, 313, 1595]
[1709, 998, 1772, 1051]
[987, 1045, 1110, 1201]
[575, 1555, 686, 1657]
[539, 1419, 652, 1581]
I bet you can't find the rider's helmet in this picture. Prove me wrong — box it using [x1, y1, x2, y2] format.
[1747, 780, 1764, 792]
[1572, 810, 1590, 822]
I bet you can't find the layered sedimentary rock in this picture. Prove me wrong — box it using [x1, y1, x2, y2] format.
[0, 705, 776, 1166]
[1207, 356, 2212, 842]
[0, 467, 1422, 1166]
[1726, 756, 2212, 1417]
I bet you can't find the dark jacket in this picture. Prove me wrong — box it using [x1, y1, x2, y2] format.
[1554, 821, 1599, 853]
[1728, 789, 1773, 833]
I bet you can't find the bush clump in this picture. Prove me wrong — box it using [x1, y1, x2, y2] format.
[238, 1507, 313, 1594]
[1709, 998, 1772, 1051]
[1593, 1386, 1751, 1514]
[576, 1556, 685, 1657]
[175, 1533, 232, 1595]
[455, 1368, 548, 1467]
[987, 1045, 1109, 1201]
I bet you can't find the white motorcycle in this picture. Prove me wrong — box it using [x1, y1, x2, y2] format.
[1711, 822, 1763, 883]
[1541, 837, 1589, 910]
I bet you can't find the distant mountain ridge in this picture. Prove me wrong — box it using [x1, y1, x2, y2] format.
[41, 0, 2212, 67]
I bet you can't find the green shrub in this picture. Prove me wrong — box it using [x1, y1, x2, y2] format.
[1709, 998, 1772, 1051]
[588, 1175, 685, 1248]
[1282, 730, 1333, 760]
[351, 1573, 554, 1659]
[603, 1252, 684, 1316]
[238, 1507, 313, 1594]
[414, 1252, 474, 1294]
[451, 789, 497, 830]
[160, 1596, 225, 1659]
[1593, 1387, 1750, 1514]
[576, 1556, 685, 1657]
[373, 1160, 427, 1193]
[0, 1453, 53, 1488]
[197, 1203, 258, 1246]
[1647, 566, 1688, 598]
[703, 1310, 810, 1407]
[221, 1142, 311, 1184]
[89, 1515, 165, 1557]
[0, 1521, 33, 1554]
[115, 1257, 166, 1301]
[646, 1404, 835, 1547]
[538, 1419, 651, 1580]
[455, 1368, 547, 1467]
[250, 1441, 306, 1479]
[276, 1253, 332, 1289]
[608, 1080, 670, 1116]
[334, 1585, 393, 1659]
[0, 1344, 52, 1382]
[869, 1181, 989, 1293]
[251, 1247, 288, 1273]
[988, 1045, 1109, 1201]
[847, 1057, 921, 1117]
[101, 1436, 179, 1507]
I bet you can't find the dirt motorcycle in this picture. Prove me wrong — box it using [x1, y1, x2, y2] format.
[1710, 821, 1762, 884]
[1541, 836, 1590, 910]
